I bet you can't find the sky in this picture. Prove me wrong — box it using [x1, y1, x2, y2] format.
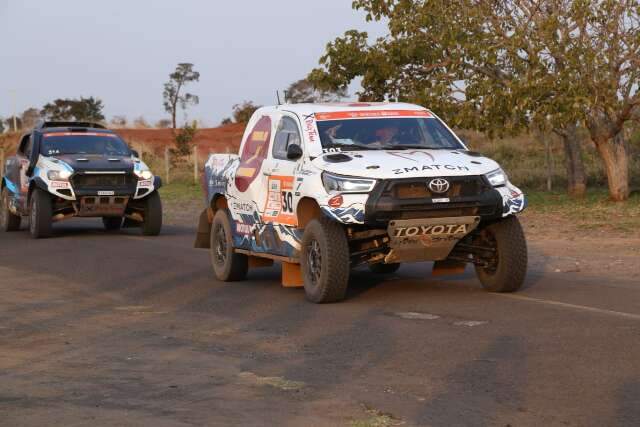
[0, 0, 386, 127]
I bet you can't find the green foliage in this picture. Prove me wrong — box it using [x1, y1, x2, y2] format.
[172, 120, 198, 157]
[311, 0, 640, 200]
[20, 108, 40, 129]
[41, 97, 105, 122]
[163, 63, 200, 128]
[232, 101, 261, 124]
[285, 77, 347, 103]
[0, 117, 4, 133]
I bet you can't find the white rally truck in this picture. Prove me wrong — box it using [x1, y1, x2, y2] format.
[195, 103, 527, 303]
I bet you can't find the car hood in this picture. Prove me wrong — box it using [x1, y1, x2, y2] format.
[311, 149, 500, 179]
[52, 154, 136, 173]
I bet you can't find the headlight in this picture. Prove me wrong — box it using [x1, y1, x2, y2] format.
[322, 172, 376, 193]
[47, 169, 72, 181]
[134, 170, 153, 180]
[486, 168, 508, 187]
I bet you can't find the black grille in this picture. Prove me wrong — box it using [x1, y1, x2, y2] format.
[72, 173, 132, 188]
[365, 176, 501, 224]
[384, 176, 487, 199]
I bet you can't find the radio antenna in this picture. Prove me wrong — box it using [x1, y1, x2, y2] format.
[276, 91, 282, 105]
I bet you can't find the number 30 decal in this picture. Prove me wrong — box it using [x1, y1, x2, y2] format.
[281, 191, 293, 213]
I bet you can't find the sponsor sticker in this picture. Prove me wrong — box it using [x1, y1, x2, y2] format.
[394, 224, 468, 238]
[262, 175, 297, 226]
[50, 181, 70, 189]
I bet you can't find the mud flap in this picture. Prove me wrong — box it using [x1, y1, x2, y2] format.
[385, 216, 480, 263]
[432, 259, 467, 276]
[194, 208, 212, 248]
[282, 262, 303, 288]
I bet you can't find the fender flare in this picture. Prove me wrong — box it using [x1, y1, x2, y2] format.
[153, 176, 163, 190]
[27, 177, 49, 203]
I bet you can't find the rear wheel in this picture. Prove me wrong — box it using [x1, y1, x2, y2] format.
[103, 217, 123, 231]
[210, 209, 248, 281]
[474, 216, 527, 292]
[300, 218, 350, 303]
[1, 187, 21, 232]
[29, 188, 53, 239]
[141, 192, 162, 236]
[369, 263, 401, 274]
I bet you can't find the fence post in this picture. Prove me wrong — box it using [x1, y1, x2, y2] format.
[164, 147, 170, 185]
[193, 145, 199, 184]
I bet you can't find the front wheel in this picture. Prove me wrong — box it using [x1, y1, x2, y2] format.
[210, 209, 248, 281]
[474, 216, 527, 292]
[141, 192, 162, 236]
[29, 188, 53, 239]
[1, 187, 21, 232]
[300, 218, 350, 303]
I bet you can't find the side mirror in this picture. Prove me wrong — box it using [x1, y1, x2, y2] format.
[286, 144, 303, 160]
[131, 150, 140, 158]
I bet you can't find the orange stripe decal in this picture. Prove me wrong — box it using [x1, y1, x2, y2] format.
[315, 110, 432, 121]
[43, 132, 118, 138]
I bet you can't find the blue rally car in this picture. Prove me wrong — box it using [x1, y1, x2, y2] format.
[1, 121, 162, 238]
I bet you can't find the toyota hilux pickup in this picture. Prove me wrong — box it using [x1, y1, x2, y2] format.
[195, 103, 527, 303]
[1, 121, 162, 238]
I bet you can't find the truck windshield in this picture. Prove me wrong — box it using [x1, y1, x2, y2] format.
[42, 133, 131, 156]
[316, 117, 464, 151]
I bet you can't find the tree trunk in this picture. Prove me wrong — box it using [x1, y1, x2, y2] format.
[560, 124, 586, 197]
[594, 133, 629, 201]
[171, 107, 177, 129]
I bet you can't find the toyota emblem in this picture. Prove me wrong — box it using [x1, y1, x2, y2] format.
[428, 178, 450, 194]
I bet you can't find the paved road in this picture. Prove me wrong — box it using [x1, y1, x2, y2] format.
[1, 220, 639, 426]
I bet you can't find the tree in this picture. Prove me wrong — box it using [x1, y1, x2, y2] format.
[155, 119, 172, 129]
[3, 116, 22, 132]
[172, 120, 198, 157]
[133, 116, 150, 128]
[285, 78, 347, 103]
[111, 115, 128, 127]
[310, 0, 638, 200]
[0, 118, 4, 133]
[220, 117, 233, 125]
[41, 97, 105, 122]
[231, 101, 261, 124]
[163, 63, 200, 129]
[21, 108, 40, 129]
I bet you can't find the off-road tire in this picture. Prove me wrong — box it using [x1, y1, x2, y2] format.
[1, 187, 21, 232]
[300, 218, 350, 303]
[474, 216, 527, 292]
[103, 217, 123, 231]
[369, 263, 401, 274]
[210, 209, 248, 281]
[29, 188, 53, 239]
[141, 192, 162, 236]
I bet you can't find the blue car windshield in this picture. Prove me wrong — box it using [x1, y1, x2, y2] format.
[316, 117, 464, 151]
[42, 133, 131, 156]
